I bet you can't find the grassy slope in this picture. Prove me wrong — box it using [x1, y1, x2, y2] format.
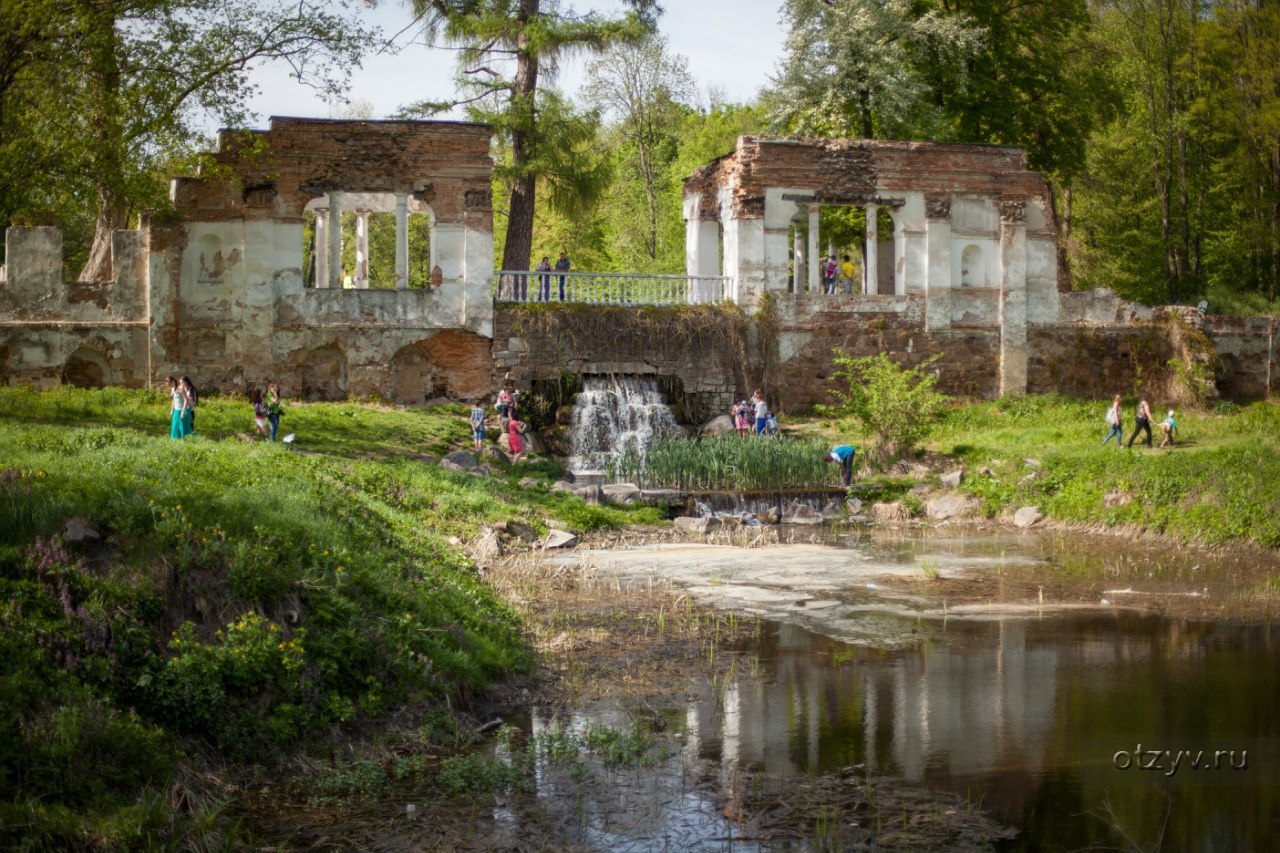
[806, 394, 1280, 548]
[0, 386, 661, 849]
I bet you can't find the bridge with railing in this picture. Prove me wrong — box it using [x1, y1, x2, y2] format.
[492, 270, 732, 306]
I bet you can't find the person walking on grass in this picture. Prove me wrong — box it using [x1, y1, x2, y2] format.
[1128, 396, 1153, 448]
[828, 445, 857, 487]
[470, 399, 487, 453]
[252, 388, 270, 438]
[1102, 394, 1124, 447]
[265, 381, 283, 441]
[1158, 409, 1178, 448]
[168, 376, 190, 439]
[180, 376, 198, 436]
[752, 389, 768, 435]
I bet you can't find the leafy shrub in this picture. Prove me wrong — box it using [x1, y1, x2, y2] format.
[817, 350, 950, 468]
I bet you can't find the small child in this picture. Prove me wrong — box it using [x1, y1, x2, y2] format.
[508, 418, 527, 463]
[469, 399, 487, 452]
[1158, 409, 1177, 448]
[765, 411, 779, 435]
[252, 388, 269, 438]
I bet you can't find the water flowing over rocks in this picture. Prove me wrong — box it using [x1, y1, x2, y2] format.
[567, 375, 684, 478]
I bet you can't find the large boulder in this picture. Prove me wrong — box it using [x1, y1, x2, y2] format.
[551, 480, 577, 493]
[542, 529, 578, 549]
[640, 489, 684, 506]
[781, 501, 824, 525]
[939, 469, 965, 489]
[601, 483, 641, 505]
[758, 506, 781, 525]
[1014, 506, 1043, 528]
[925, 494, 979, 520]
[700, 414, 736, 437]
[674, 516, 721, 535]
[573, 484, 602, 504]
[442, 450, 480, 471]
[872, 502, 913, 524]
[483, 446, 511, 466]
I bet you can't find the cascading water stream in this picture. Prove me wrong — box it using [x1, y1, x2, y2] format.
[567, 374, 683, 481]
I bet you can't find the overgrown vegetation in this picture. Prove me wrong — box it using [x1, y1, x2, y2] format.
[608, 434, 832, 490]
[0, 385, 660, 849]
[817, 350, 950, 468]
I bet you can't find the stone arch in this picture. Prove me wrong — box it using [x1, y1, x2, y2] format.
[299, 345, 347, 401]
[61, 346, 111, 388]
[389, 343, 445, 404]
[422, 330, 493, 401]
[960, 244, 984, 287]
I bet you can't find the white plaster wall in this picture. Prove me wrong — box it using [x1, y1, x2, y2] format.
[897, 193, 927, 296]
[925, 218, 953, 331]
[952, 238, 999, 289]
[1024, 237, 1059, 325]
[463, 223, 494, 336]
[763, 188, 810, 293]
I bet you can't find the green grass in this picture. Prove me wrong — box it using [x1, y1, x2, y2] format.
[0, 385, 661, 849]
[930, 395, 1280, 547]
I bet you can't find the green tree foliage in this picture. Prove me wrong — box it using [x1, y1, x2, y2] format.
[818, 351, 949, 467]
[403, 0, 660, 272]
[0, 0, 375, 278]
[1071, 0, 1280, 307]
[583, 35, 695, 266]
[764, 0, 985, 140]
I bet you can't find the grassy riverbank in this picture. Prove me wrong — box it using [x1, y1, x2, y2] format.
[808, 394, 1280, 549]
[0, 386, 659, 849]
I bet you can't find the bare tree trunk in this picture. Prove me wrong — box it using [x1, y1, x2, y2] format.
[79, 5, 125, 282]
[500, 0, 540, 273]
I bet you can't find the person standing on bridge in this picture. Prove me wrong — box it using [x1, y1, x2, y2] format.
[536, 256, 552, 302]
[555, 250, 571, 301]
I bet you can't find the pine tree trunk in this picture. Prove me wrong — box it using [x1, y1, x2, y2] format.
[500, 0, 540, 273]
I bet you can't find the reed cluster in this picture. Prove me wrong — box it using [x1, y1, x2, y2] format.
[608, 434, 832, 490]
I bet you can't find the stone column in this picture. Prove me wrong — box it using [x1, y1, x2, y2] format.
[791, 224, 802, 292]
[806, 205, 820, 294]
[924, 196, 952, 331]
[326, 192, 342, 290]
[864, 204, 878, 295]
[355, 209, 370, 289]
[314, 208, 329, 289]
[395, 193, 409, 290]
[999, 202, 1028, 396]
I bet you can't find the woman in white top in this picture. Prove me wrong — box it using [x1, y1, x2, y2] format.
[168, 376, 190, 439]
[752, 390, 768, 435]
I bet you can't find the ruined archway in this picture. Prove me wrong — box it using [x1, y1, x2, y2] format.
[299, 346, 347, 401]
[389, 343, 445, 404]
[61, 347, 111, 388]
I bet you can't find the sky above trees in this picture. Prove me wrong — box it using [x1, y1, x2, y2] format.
[236, 1, 788, 124]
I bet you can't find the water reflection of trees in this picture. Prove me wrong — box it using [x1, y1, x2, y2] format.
[678, 619, 1279, 851]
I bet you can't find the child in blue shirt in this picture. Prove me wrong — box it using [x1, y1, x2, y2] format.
[470, 400, 487, 452]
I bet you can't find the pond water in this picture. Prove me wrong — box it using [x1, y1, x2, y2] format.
[563, 530, 1280, 851]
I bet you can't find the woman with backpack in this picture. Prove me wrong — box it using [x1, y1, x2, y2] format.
[1101, 394, 1124, 448]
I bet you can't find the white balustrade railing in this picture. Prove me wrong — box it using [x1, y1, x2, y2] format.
[493, 270, 731, 306]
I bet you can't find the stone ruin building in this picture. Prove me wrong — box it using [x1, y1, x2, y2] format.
[0, 117, 496, 402]
[2, 120, 1276, 414]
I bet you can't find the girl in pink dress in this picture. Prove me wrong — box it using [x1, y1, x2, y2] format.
[508, 418, 526, 462]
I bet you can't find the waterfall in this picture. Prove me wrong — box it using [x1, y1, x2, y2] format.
[567, 374, 683, 480]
